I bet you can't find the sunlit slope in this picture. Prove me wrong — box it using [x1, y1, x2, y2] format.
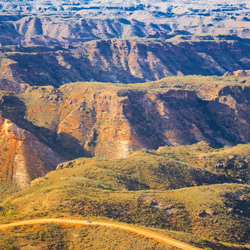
[1, 145, 250, 247]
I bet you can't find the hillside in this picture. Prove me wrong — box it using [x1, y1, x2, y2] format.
[0, 222, 180, 250]
[1, 77, 250, 189]
[1, 36, 250, 91]
[0, 140, 250, 248]
[0, 156, 249, 249]
[156, 142, 250, 184]
[56, 142, 250, 187]
[0, 80, 249, 248]
[12, 77, 250, 154]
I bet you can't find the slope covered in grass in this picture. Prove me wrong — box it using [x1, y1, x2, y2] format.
[0, 223, 179, 250]
[0, 144, 249, 249]
[156, 142, 250, 184]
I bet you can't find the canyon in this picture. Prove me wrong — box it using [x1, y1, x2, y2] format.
[0, 0, 249, 43]
[0, 1, 250, 249]
[0, 76, 250, 188]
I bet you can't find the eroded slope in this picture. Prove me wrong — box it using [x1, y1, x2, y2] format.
[1, 37, 250, 91]
[2, 77, 250, 188]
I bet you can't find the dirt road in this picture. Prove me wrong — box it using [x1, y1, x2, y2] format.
[0, 218, 203, 250]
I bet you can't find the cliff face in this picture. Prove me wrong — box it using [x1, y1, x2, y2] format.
[0, 116, 64, 189]
[14, 80, 250, 158]
[1, 37, 250, 92]
[1, 78, 250, 187]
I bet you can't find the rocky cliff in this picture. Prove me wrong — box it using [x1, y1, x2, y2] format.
[2, 76, 250, 187]
[1, 37, 250, 92]
[3, 78, 250, 156]
[0, 116, 64, 189]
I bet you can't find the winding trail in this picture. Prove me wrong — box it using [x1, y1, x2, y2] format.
[0, 218, 203, 250]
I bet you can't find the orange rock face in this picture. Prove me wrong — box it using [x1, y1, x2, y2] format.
[16, 82, 250, 157]
[1, 80, 250, 187]
[0, 116, 64, 189]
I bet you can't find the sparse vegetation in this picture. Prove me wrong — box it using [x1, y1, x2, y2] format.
[0, 143, 250, 249]
[0, 223, 180, 250]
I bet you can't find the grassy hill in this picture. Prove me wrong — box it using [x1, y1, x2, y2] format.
[155, 142, 250, 184]
[0, 143, 250, 249]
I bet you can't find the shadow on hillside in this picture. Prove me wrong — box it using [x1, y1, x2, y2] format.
[9, 45, 145, 88]
[119, 87, 250, 150]
[0, 94, 85, 161]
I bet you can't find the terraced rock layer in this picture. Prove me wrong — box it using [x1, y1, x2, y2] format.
[1, 37, 250, 92]
[0, 0, 249, 45]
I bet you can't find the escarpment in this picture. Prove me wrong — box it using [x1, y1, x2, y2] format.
[9, 81, 250, 157]
[1, 37, 250, 92]
[2, 79, 250, 187]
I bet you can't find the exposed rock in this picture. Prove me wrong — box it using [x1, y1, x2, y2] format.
[233, 70, 250, 77]
[224, 70, 250, 77]
[1, 37, 250, 91]
[196, 209, 218, 217]
[197, 210, 208, 217]
[0, 116, 64, 189]
[56, 161, 75, 170]
[206, 209, 218, 216]
[2, 81, 250, 161]
[226, 207, 234, 214]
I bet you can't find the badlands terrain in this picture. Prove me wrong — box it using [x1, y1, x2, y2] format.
[0, 0, 250, 42]
[0, 0, 249, 249]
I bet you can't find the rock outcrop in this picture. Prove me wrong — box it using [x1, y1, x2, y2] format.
[0, 116, 64, 189]
[1, 37, 250, 92]
[224, 69, 250, 77]
[6, 80, 250, 159]
[2, 78, 250, 187]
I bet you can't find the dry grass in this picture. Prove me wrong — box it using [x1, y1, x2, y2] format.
[0, 143, 249, 248]
[0, 223, 178, 250]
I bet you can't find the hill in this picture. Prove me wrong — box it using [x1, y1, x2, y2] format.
[2, 77, 250, 188]
[0, 160, 249, 249]
[0, 223, 179, 250]
[0, 101, 249, 249]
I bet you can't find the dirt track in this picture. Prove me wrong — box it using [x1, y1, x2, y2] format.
[0, 218, 203, 250]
